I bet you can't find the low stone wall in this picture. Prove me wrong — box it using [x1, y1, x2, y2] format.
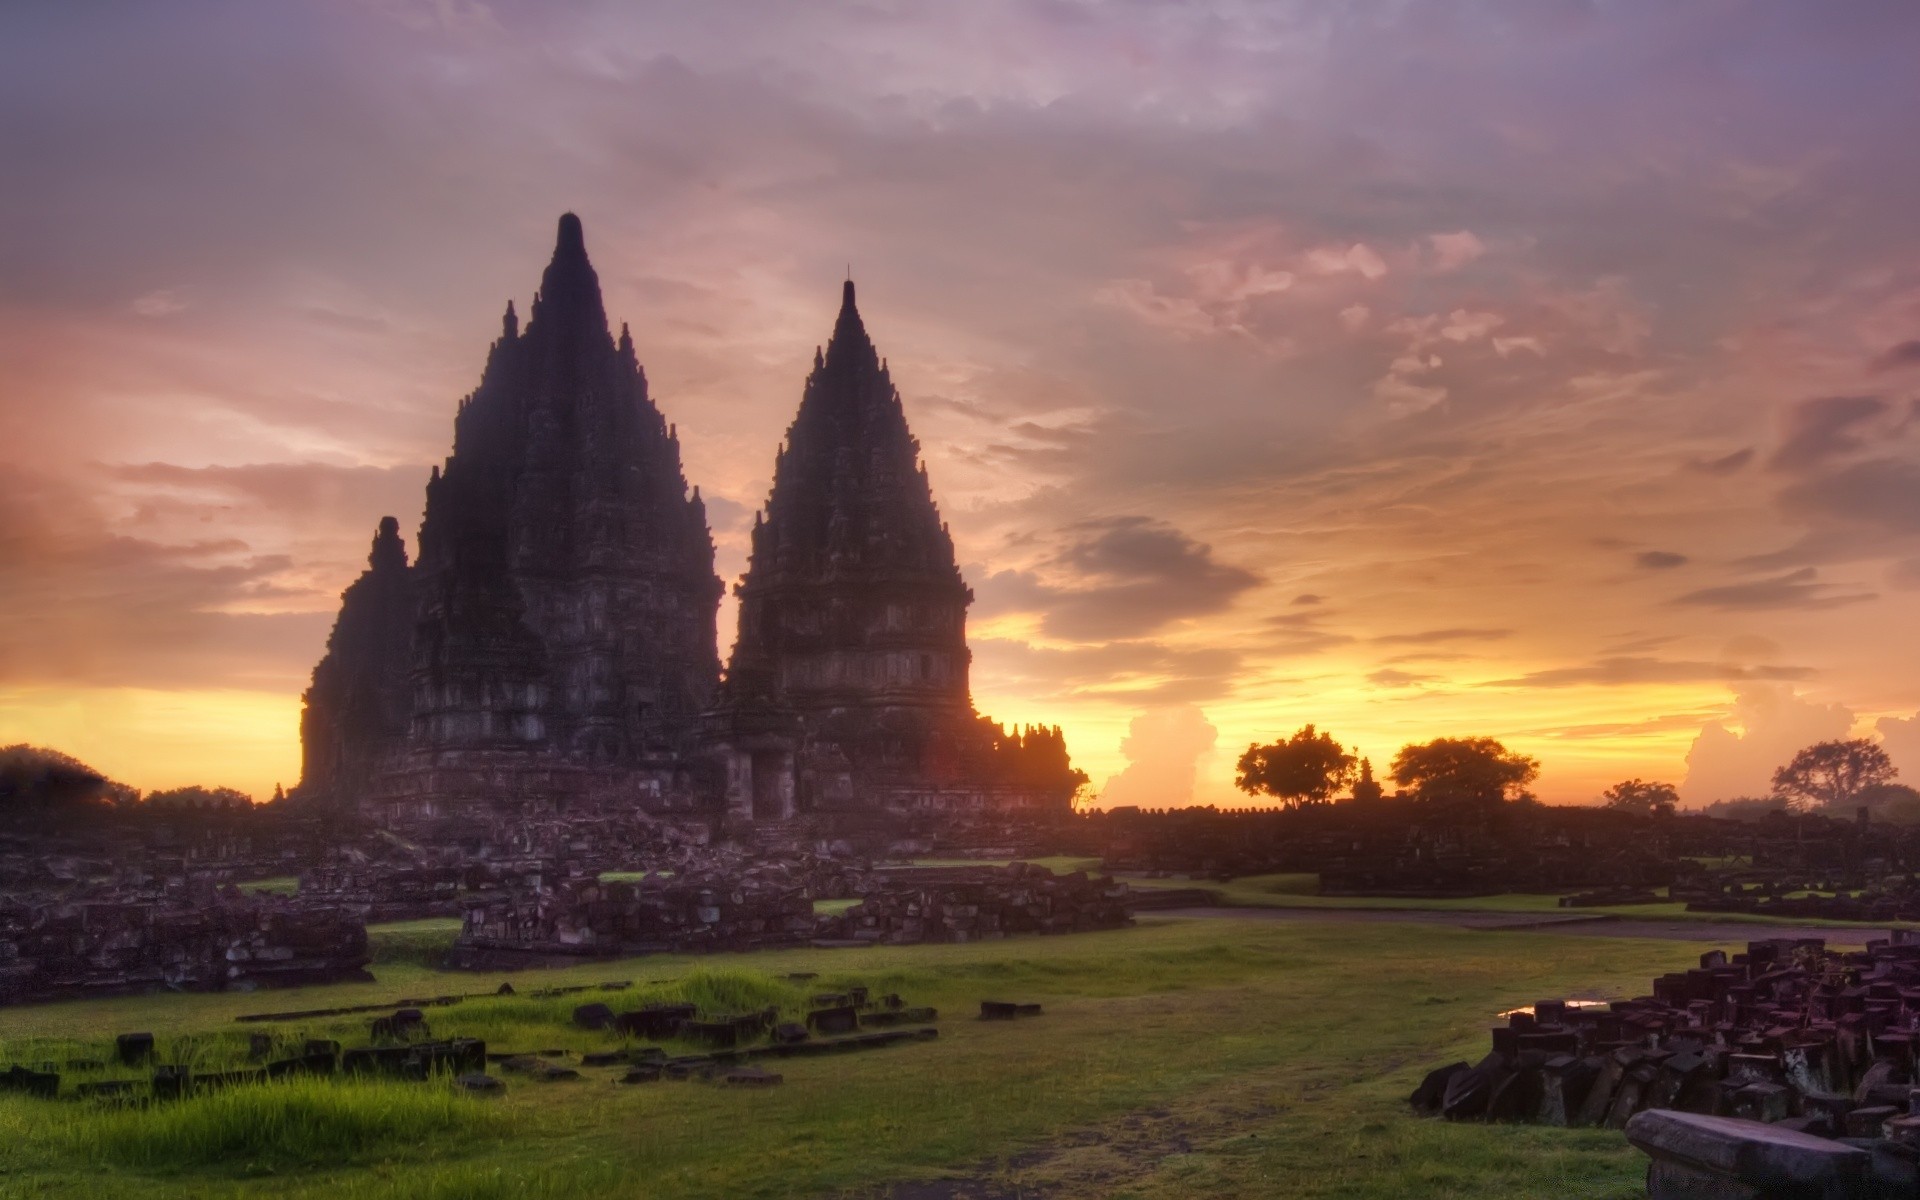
[296, 861, 552, 923]
[448, 878, 818, 968]
[0, 896, 370, 1006]
[1684, 876, 1920, 923]
[818, 864, 1132, 944]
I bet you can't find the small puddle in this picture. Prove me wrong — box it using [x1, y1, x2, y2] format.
[1496, 998, 1613, 1019]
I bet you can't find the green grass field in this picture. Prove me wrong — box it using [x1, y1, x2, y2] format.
[0, 913, 1750, 1199]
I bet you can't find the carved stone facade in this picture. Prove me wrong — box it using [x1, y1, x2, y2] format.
[297, 218, 1077, 830]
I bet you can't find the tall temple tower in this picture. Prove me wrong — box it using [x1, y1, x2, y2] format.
[298, 214, 723, 821]
[718, 282, 1077, 820]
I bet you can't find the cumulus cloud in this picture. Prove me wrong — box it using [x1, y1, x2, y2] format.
[986, 517, 1262, 642]
[1098, 705, 1220, 808]
[1682, 686, 1855, 805]
[1874, 712, 1920, 781]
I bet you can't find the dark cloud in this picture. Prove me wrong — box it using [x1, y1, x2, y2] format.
[1485, 657, 1814, 689]
[1769, 396, 1898, 472]
[1370, 627, 1512, 646]
[1777, 457, 1920, 535]
[1687, 448, 1754, 475]
[1872, 339, 1920, 372]
[1291, 593, 1323, 605]
[981, 517, 1261, 642]
[1635, 550, 1688, 569]
[1672, 567, 1875, 612]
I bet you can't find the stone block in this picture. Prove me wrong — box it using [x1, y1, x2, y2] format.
[1625, 1110, 1868, 1200]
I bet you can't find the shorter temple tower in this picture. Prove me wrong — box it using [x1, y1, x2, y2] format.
[717, 282, 1080, 820]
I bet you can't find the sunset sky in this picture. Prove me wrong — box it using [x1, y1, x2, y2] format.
[5, 2, 1920, 807]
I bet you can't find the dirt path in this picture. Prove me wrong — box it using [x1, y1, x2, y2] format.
[1140, 905, 1891, 944]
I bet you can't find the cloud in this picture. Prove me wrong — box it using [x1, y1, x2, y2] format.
[971, 637, 1243, 706]
[1682, 685, 1854, 804]
[1776, 458, 1920, 536]
[989, 517, 1262, 642]
[1426, 231, 1486, 272]
[0, 470, 329, 690]
[1370, 628, 1512, 646]
[1305, 242, 1387, 280]
[132, 288, 188, 317]
[1874, 712, 1920, 781]
[1687, 448, 1754, 475]
[1769, 396, 1903, 472]
[1367, 668, 1436, 688]
[1290, 593, 1323, 606]
[1635, 550, 1688, 569]
[1098, 705, 1220, 808]
[1485, 656, 1814, 689]
[1531, 712, 1728, 741]
[1871, 339, 1920, 373]
[1672, 568, 1875, 612]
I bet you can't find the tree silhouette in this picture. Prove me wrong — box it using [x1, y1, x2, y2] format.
[1770, 739, 1895, 812]
[1235, 725, 1357, 808]
[1390, 737, 1538, 813]
[1602, 778, 1679, 817]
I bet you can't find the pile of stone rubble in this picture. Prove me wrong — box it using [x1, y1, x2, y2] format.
[1412, 932, 1920, 1195]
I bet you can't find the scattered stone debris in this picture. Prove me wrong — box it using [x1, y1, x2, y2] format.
[1413, 932, 1920, 1196]
[2, 973, 943, 1109]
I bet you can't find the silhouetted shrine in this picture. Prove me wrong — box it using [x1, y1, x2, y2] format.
[296, 215, 1082, 831]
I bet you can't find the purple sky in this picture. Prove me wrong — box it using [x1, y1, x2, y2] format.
[5, 1, 1920, 806]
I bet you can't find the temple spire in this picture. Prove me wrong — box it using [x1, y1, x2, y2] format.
[823, 278, 877, 374]
[530, 212, 607, 335]
[368, 515, 407, 572]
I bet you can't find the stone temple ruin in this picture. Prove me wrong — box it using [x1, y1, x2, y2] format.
[297, 214, 1081, 837]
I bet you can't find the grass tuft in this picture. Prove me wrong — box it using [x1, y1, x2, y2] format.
[76, 1075, 503, 1173]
